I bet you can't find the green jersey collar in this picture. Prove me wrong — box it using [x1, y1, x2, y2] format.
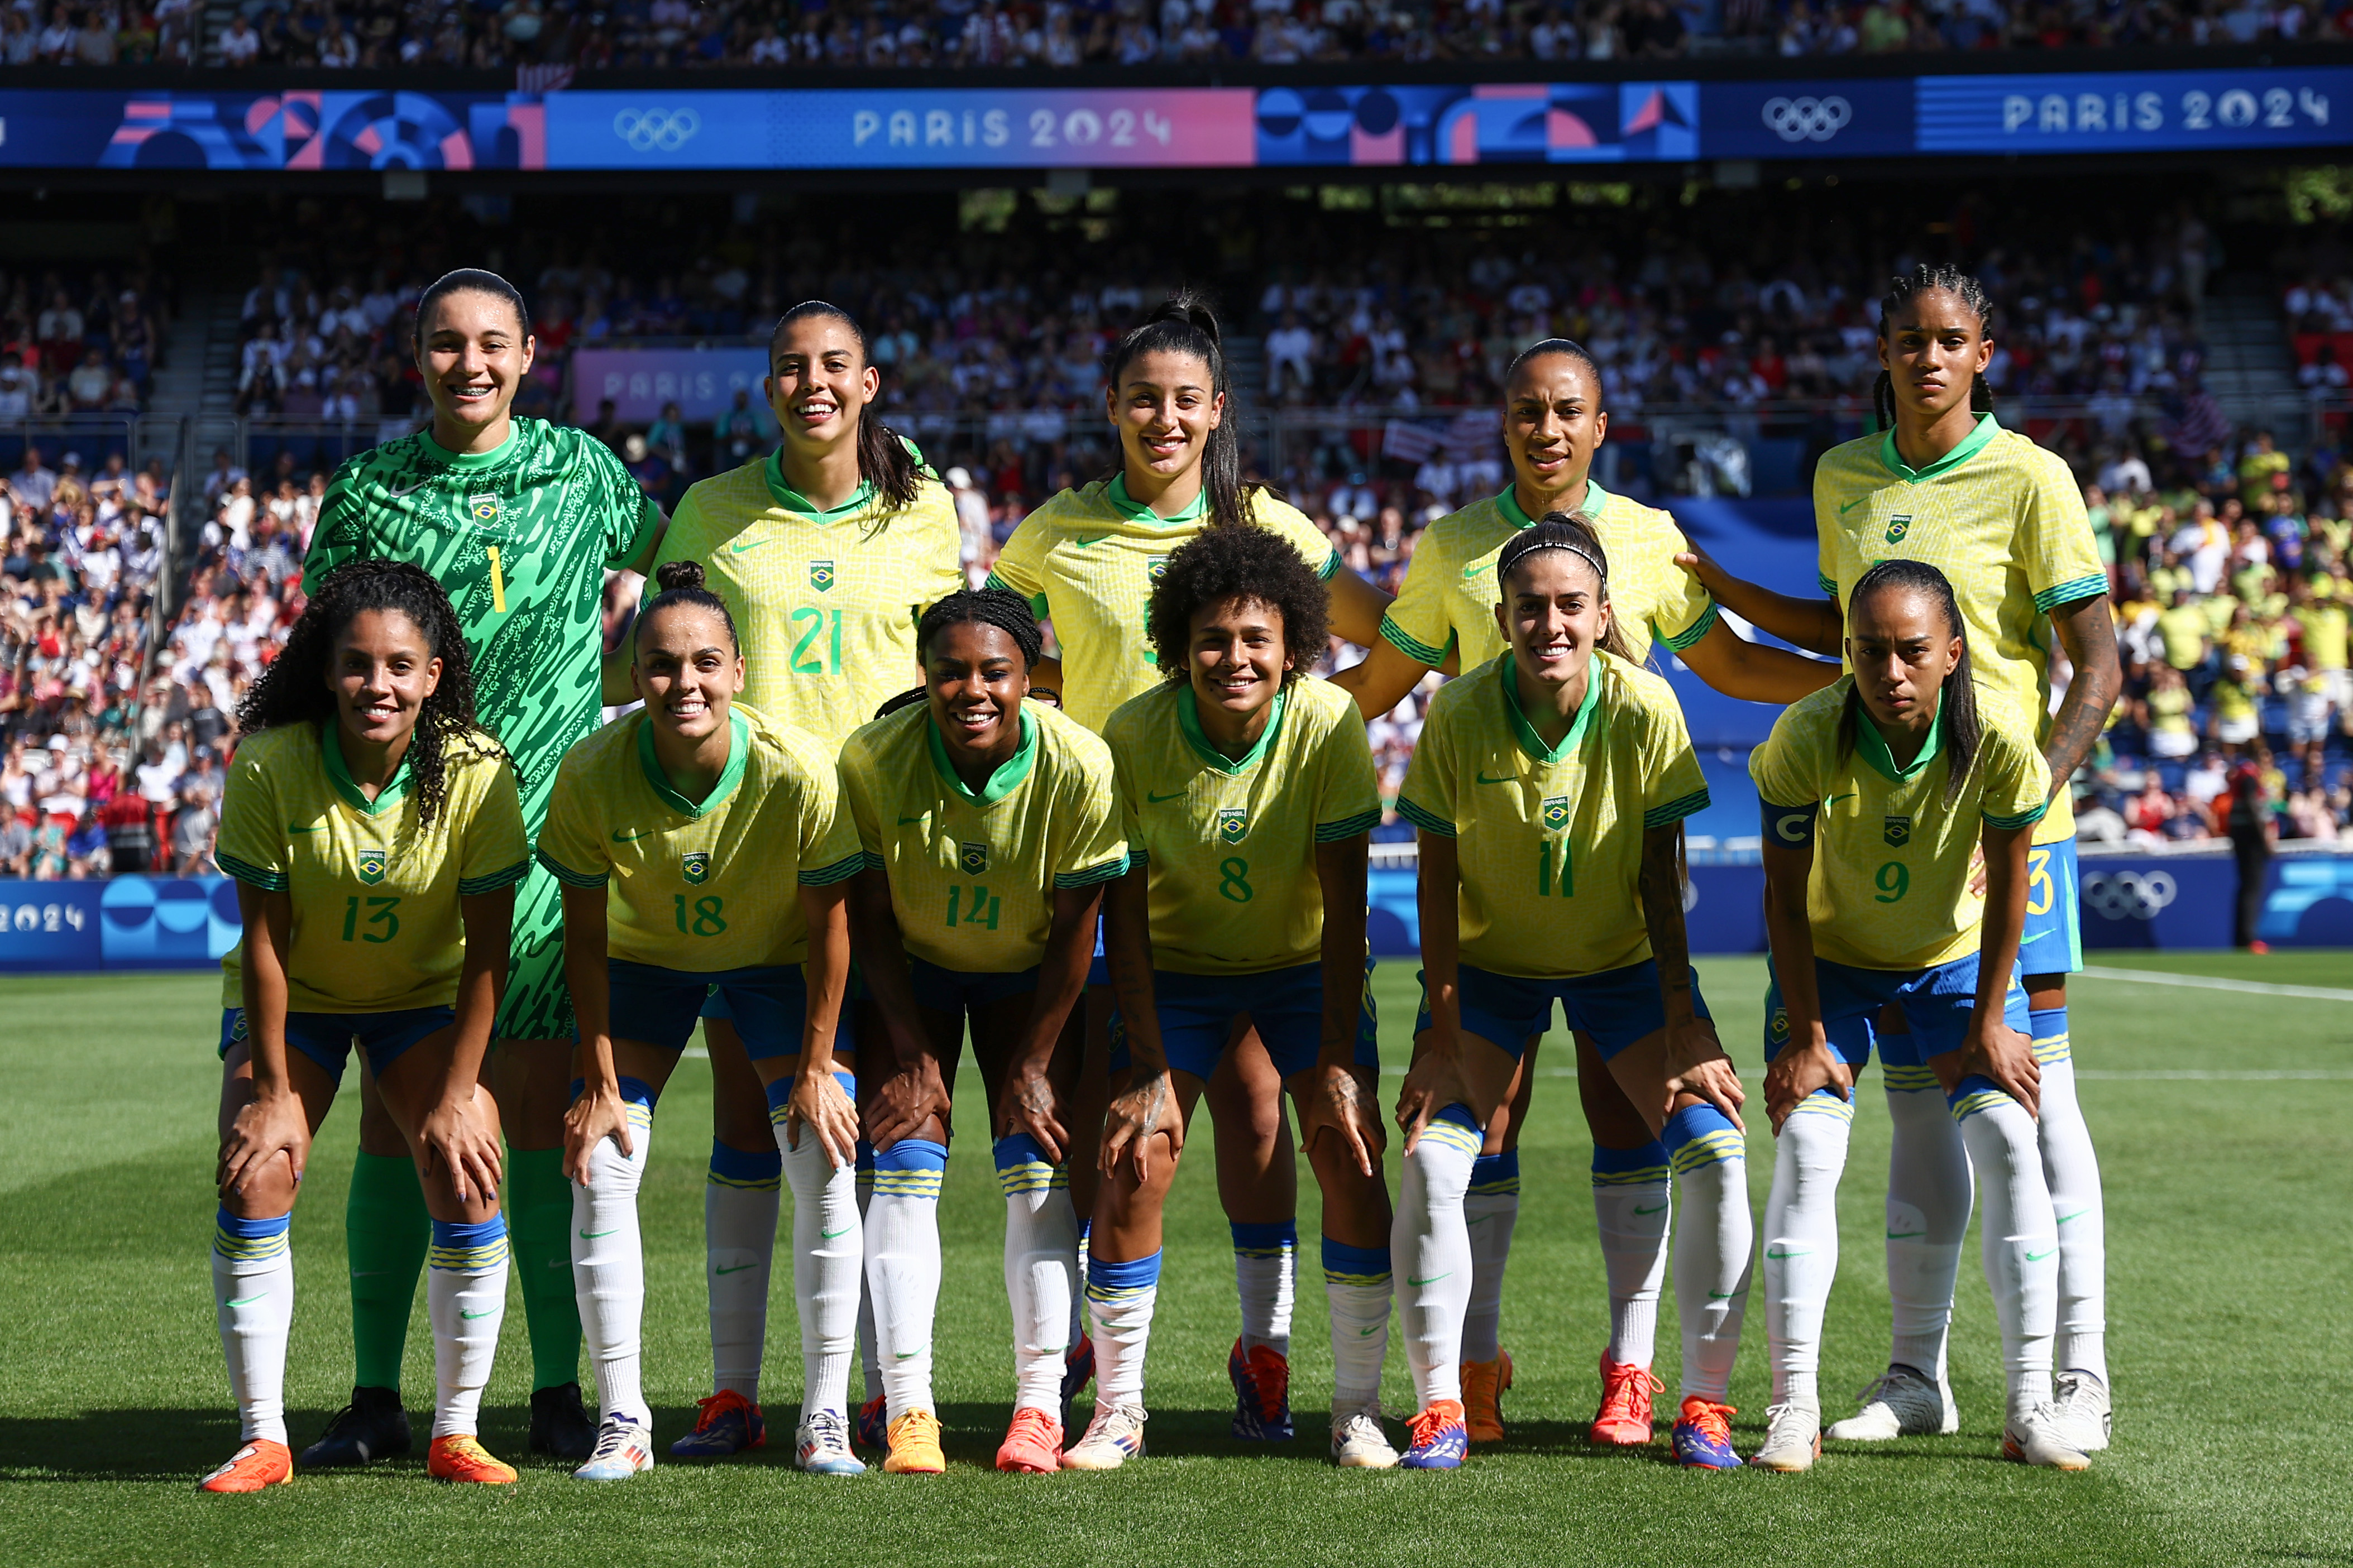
[1499, 478, 1610, 531]
[1178, 684, 1287, 774]
[764, 450, 876, 520]
[417, 424, 518, 470]
[927, 706, 1039, 806]
[1879, 413, 2000, 485]
[1108, 473, 1209, 529]
[637, 707, 749, 817]
[322, 722, 413, 817]
[1500, 655, 1603, 765]
[1853, 688, 1946, 784]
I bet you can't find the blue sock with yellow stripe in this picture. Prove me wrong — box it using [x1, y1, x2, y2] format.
[1591, 1140, 1672, 1368]
[1662, 1106, 1751, 1402]
[1463, 1151, 1519, 1363]
[213, 1209, 294, 1444]
[704, 1140, 781, 1401]
[995, 1134, 1080, 1413]
[1231, 1220, 1296, 1358]
[1322, 1238, 1393, 1411]
[427, 1214, 509, 1438]
[868, 1139, 948, 1423]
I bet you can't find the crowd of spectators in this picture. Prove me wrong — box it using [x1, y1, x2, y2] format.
[0, 266, 167, 420]
[11, 0, 2349, 71]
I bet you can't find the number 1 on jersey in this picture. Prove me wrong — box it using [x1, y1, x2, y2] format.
[1536, 840, 1574, 898]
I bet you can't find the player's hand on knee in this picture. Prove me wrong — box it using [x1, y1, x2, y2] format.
[1102, 1070, 1182, 1182]
[1764, 1041, 1850, 1134]
[219, 1090, 310, 1200]
[562, 1085, 633, 1185]
[1661, 1018, 1745, 1131]
[790, 1068, 862, 1168]
[1957, 1018, 2041, 1118]
[1300, 1059, 1384, 1177]
[865, 1057, 950, 1151]
[420, 1088, 504, 1205]
[994, 1064, 1069, 1165]
[1395, 1047, 1471, 1154]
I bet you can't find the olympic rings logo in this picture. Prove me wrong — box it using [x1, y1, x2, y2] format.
[2083, 870, 2177, 921]
[1762, 95, 1852, 143]
[613, 108, 701, 151]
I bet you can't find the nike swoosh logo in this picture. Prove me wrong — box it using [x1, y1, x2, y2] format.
[1475, 771, 1515, 786]
[1634, 1202, 1668, 1215]
[1886, 1229, 1924, 1239]
[2025, 1248, 2057, 1262]
[1837, 497, 1867, 515]
[1358, 1325, 1380, 1335]
[728, 537, 766, 553]
[611, 828, 657, 843]
[897, 815, 928, 825]
[895, 1352, 919, 1360]
[1146, 789, 1188, 804]
[1071, 534, 1112, 549]
[288, 823, 325, 833]
[2055, 1210, 2089, 1226]
[1407, 1272, 1451, 1286]
[387, 478, 429, 497]
[715, 1263, 755, 1275]
[1764, 1246, 1811, 1260]
[1708, 1290, 1745, 1300]
[1822, 792, 1856, 806]
[226, 1294, 269, 1307]
[1462, 564, 1491, 580]
[461, 1308, 496, 1319]
[350, 1269, 385, 1278]
[580, 1227, 618, 1239]
[821, 1225, 853, 1238]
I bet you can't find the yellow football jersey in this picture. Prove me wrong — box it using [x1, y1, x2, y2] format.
[987, 477, 1341, 732]
[2298, 602, 2348, 670]
[1378, 482, 1718, 677]
[1812, 416, 2105, 846]
[654, 453, 965, 752]
[536, 704, 864, 971]
[838, 701, 1128, 974]
[1397, 651, 1709, 978]
[1103, 677, 1380, 976]
[1749, 677, 2051, 972]
[216, 722, 530, 1013]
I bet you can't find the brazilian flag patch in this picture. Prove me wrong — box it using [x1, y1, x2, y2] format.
[1541, 794, 1571, 832]
[810, 559, 835, 593]
[959, 841, 989, 876]
[682, 852, 711, 885]
[356, 848, 388, 885]
[1216, 807, 1249, 846]
[467, 493, 501, 528]
[1146, 557, 1168, 582]
[1883, 815, 1912, 847]
[1885, 515, 1911, 544]
[1768, 1005, 1790, 1044]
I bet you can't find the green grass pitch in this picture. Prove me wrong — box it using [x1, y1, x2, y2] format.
[2, 952, 2349, 1566]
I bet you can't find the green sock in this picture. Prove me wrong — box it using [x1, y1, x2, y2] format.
[346, 1150, 429, 1392]
[505, 1145, 582, 1391]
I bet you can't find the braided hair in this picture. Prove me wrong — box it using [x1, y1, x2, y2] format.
[1102, 290, 1258, 533]
[413, 267, 532, 349]
[1498, 513, 1641, 664]
[771, 301, 924, 528]
[917, 587, 1044, 669]
[1872, 263, 1996, 433]
[237, 559, 489, 827]
[635, 559, 739, 654]
[1839, 558, 1981, 804]
[1147, 520, 1327, 687]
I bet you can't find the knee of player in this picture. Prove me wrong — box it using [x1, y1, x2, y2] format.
[1662, 1102, 1746, 1177]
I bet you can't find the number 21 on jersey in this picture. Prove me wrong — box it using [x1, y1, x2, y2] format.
[790, 607, 844, 674]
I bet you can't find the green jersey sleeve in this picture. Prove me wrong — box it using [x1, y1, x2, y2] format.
[572, 432, 663, 573]
[305, 464, 369, 585]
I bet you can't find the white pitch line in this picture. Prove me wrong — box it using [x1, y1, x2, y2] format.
[2075, 965, 2353, 1004]
[2075, 1068, 2353, 1081]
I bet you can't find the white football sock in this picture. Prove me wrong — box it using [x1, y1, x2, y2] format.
[867, 1140, 946, 1422]
[1392, 1110, 1479, 1408]
[1087, 1251, 1162, 1409]
[1462, 1152, 1520, 1364]
[427, 1216, 510, 1439]
[1762, 1095, 1852, 1407]
[212, 1209, 294, 1445]
[1231, 1221, 1295, 1359]
[571, 1107, 652, 1427]
[704, 1142, 781, 1402]
[777, 1107, 860, 1423]
[854, 1144, 880, 1407]
[2030, 1013, 2108, 1383]
[1951, 1085, 2060, 1421]
[1071, 1222, 1089, 1352]
[1666, 1106, 1753, 1404]
[996, 1136, 1079, 1415]
[1322, 1238, 1393, 1412]
[1591, 1142, 1672, 1369]
[1883, 1071, 1972, 1379]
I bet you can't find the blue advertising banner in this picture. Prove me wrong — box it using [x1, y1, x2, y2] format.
[1698, 76, 1916, 160]
[0, 875, 238, 972]
[1916, 68, 2352, 153]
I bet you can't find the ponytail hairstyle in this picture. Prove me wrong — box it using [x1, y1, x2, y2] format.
[1496, 512, 1642, 664]
[1871, 263, 1996, 434]
[1838, 557, 1980, 804]
[1102, 290, 1255, 533]
[412, 267, 532, 351]
[1147, 519, 1327, 687]
[917, 586, 1045, 670]
[771, 300, 924, 529]
[635, 559, 739, 654]
[236, 559, 490, 828]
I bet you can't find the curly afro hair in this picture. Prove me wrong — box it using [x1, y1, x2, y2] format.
[1146, 523, 1328, 688]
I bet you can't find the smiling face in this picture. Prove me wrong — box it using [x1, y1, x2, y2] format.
[1505, 352, 1608, 500]
[1846, 584, 1961, 732]
[1187, 594, 1288, 726]
[1496, 547, 1611, 692]
[1107, 347, 1223, 490]
[328, 608, 442, 755]
[925, 620, 1029, 764]
[768, 314, 879, 456]
[1877, 288, 1993, 425]
[415, 289, 533, 442]
[633, 602, 743, 745]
